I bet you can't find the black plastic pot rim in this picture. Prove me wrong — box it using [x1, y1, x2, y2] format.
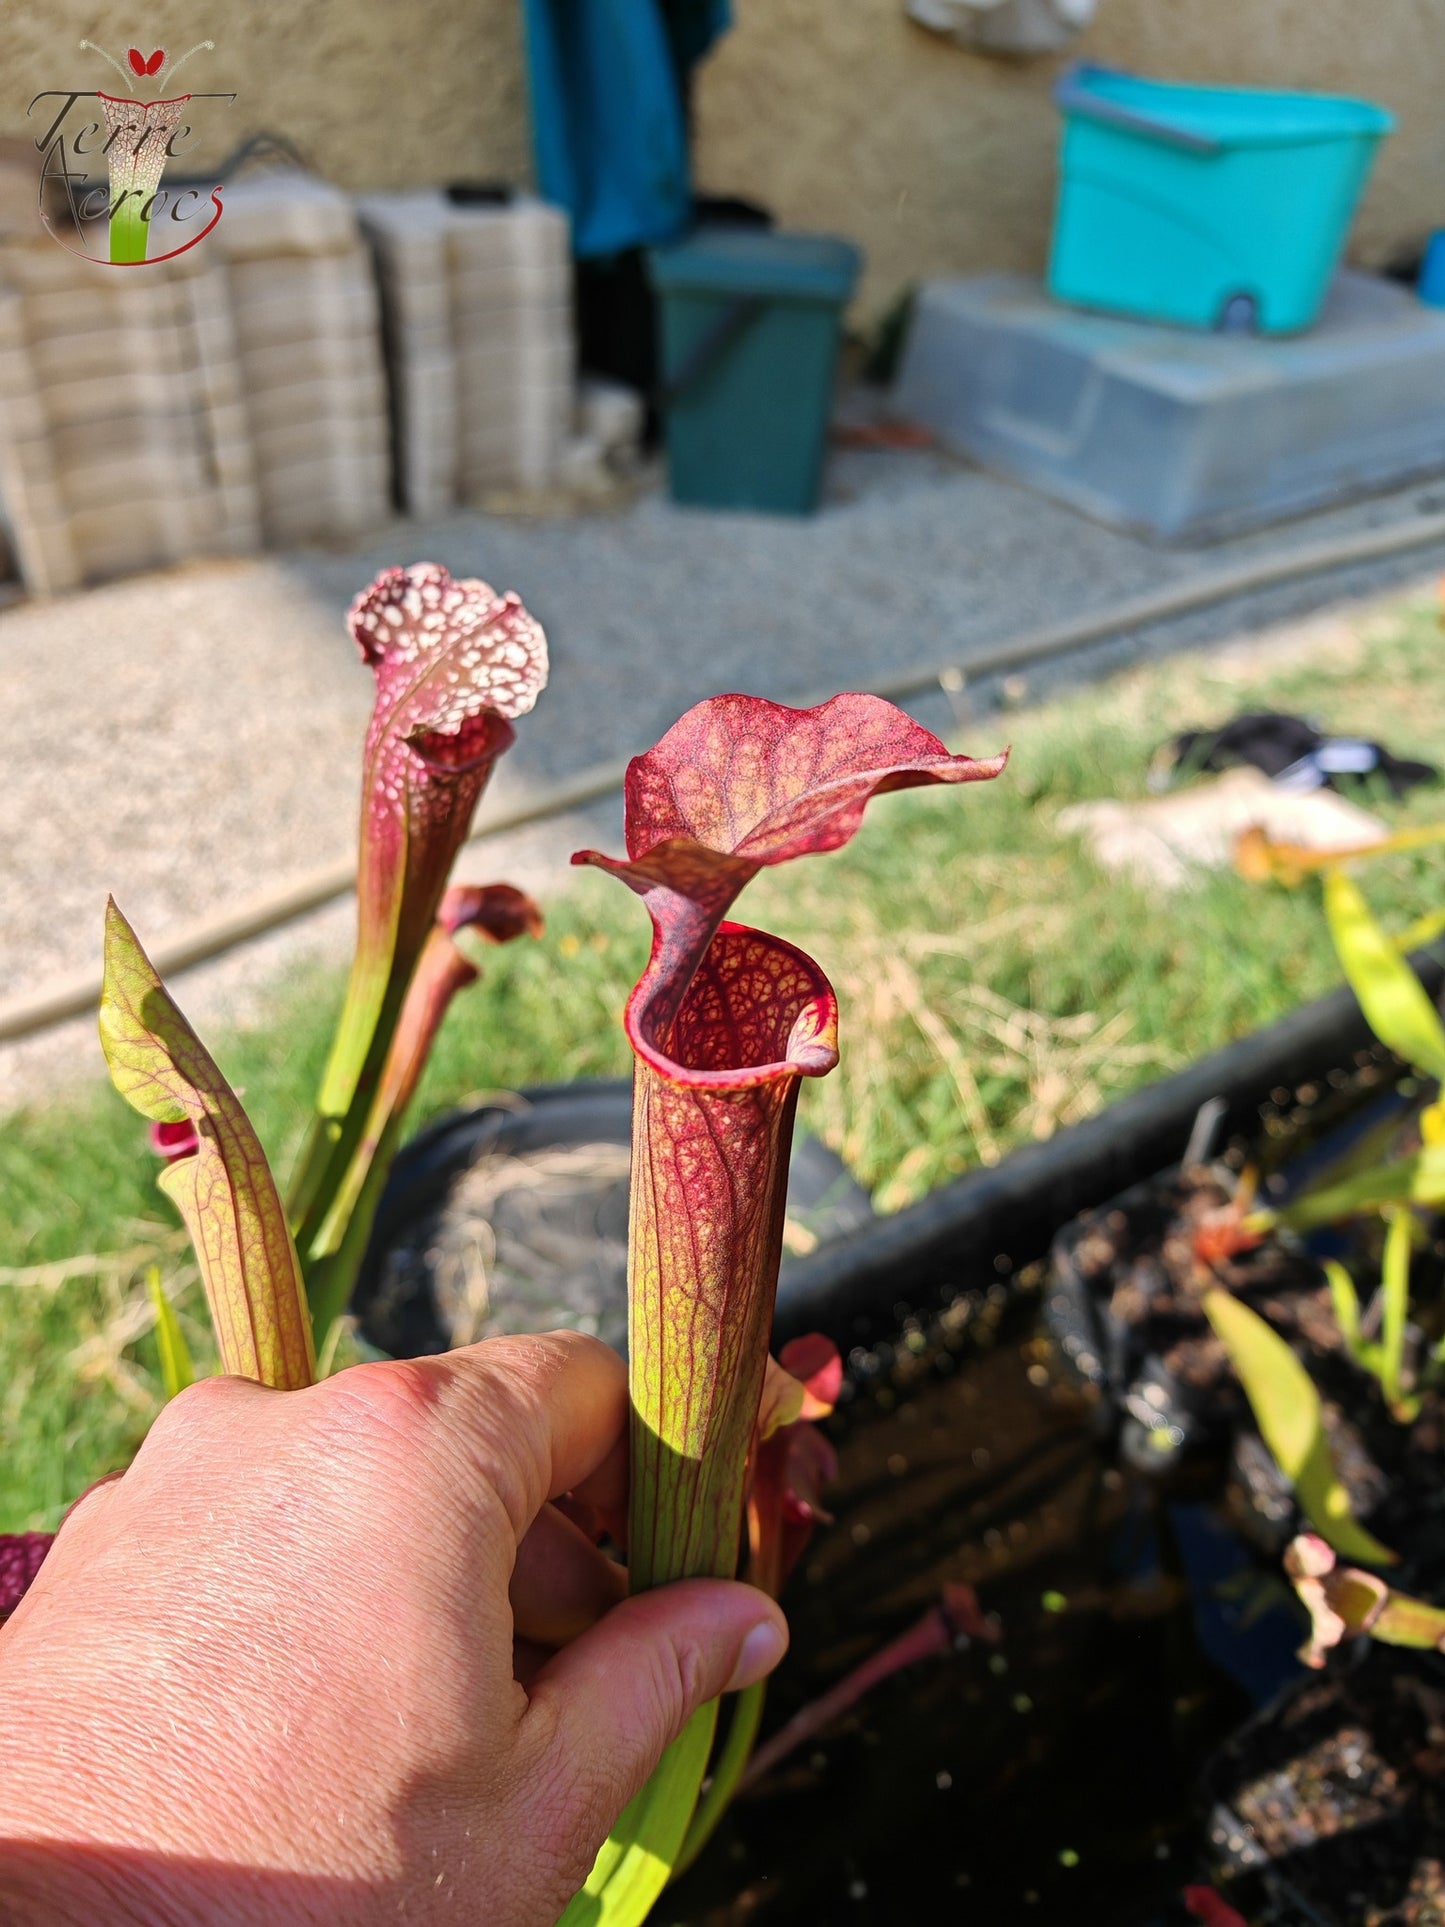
[771, 946, 1445, 1349]
[362, 948, 1444, 1358]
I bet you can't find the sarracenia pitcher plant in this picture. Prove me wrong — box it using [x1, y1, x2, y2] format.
[103, 561, 550, 1362]
[0, 565, 548, 1619]
[563, 693, 1005, 1920]
[288, 562, 547, 1331]
[12, 594, 1008, 1923]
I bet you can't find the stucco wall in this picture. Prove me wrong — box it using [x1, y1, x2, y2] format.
[6, 2, 1441, 327]
[4, 1, 531, 191]
[693, 0, 1445, 322]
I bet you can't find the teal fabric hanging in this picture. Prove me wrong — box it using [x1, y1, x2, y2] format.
[521, 0, 731, 259]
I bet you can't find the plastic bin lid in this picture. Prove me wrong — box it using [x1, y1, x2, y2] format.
[648, 228, 861, 302]
[1057, 65, 1394, 147]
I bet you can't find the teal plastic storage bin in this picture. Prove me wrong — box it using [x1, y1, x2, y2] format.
[1049, 66, 1393, 335]
[648, 230, 861, 514]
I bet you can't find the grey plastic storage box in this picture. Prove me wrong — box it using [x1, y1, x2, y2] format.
[648, 230, 860, 515]
[893, 270, 1445, 541]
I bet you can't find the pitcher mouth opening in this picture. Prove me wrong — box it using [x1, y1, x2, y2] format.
[626, 921, 839, 1094]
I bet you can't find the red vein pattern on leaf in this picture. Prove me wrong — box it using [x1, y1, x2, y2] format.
[636, 919, 839, 1089]
[101, 900, 315, 1392]
[346, 562, 547, 992]
[574, 693, 1006, 1040]
[627, 926, 838, 1589]
[625, 691, 1005, 859]
[584, 694, 1004, 1594]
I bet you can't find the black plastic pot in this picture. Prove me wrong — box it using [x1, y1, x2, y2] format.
[351, 1080, 873, 1359]
[1199, 1653, 1445, 1922]
[1043, 1076, 1421, 1478]
[772, 947, 1445, 1349]
[355, 952, 1445, 1364]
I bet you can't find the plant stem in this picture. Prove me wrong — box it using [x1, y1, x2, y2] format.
[740, 1589, 985, 1789]
[671, 1683, 766, 1880]
[109, 197, 148, 264]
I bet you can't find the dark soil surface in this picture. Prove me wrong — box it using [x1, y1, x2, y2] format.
[669, 1285, 1250, 1926]
[1066, 1168, 1345, 1422]
[1056, 1166, 1392, 1531]
[671, 1086, 1445, 1923]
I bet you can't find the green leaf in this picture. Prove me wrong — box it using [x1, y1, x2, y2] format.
[1322, 1258, 1363, 1356]
[558, 1703, 718, 1924]
[145, 1264, 194, 1400]
[301, 886, 540, 1350]
[1379, 1206, 1420, 1421]
[1373, 1587, 1445, 1651]
[1204, 1287, 1395, 1566]
[1276, 1142, 1445, 1232]
[673, 1683, 765, 1880]
[1325, 870, 1445, 1081]
[100, 899, 315, 1392]
[1395, 905, 1445, 956]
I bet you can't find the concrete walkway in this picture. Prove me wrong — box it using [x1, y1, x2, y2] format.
[5, 442, 1445, 1105]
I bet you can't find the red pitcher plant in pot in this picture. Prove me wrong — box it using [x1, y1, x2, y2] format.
[2, 571, 1009, 1924]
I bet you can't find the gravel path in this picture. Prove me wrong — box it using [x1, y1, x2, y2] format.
[4, 443, 1445, 1107]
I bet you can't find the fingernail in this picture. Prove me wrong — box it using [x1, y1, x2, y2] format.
[725, 1617, 788, 1692]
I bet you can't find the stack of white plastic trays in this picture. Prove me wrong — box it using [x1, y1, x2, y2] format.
[360, 191, 574, 511]
[357, 192, 458, 519]
[0, 239, 259, 595]
[449, 196, 573, 498]
[217, 172, 391, 543]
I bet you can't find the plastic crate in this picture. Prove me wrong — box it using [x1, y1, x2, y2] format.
[1049, 66, 1392, 335]
[893, 271, 1445, 541]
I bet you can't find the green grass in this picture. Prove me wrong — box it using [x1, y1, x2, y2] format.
[5, 589, 1445, 1529]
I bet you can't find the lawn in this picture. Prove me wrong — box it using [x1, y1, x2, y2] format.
[4, 586, 1445, 1530]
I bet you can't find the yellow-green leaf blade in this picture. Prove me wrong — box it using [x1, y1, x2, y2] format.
[1325, 870, 1445, 1081]
[1379, 1205, 1412, 1416]
[100, 899, 315, 1392]
[1373, 1589, 1445, 1651]
[1322, 1258, 1363, 1355]
[1203, 1287, 1395, 1566]
[558, 1703, 717, 1925]
[146, 1265, 195, 1400]
[1275, 1143, 1445, 1232]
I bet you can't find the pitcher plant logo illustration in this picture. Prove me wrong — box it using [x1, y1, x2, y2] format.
[28, 39, 235, 265]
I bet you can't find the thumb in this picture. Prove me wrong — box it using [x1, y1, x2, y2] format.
[521, 1578, 787, 1839]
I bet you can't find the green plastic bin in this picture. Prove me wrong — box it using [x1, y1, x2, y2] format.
[648, 230, 861, 514]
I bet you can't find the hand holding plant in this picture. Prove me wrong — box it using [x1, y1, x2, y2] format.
[0, 1333, 785, 1925]
[3, 561, 1009, 1924]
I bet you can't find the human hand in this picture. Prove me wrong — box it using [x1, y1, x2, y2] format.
[0, 1332, 788, 1925]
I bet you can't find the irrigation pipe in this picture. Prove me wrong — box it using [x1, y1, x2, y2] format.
[5, 505, 1445, 1048]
